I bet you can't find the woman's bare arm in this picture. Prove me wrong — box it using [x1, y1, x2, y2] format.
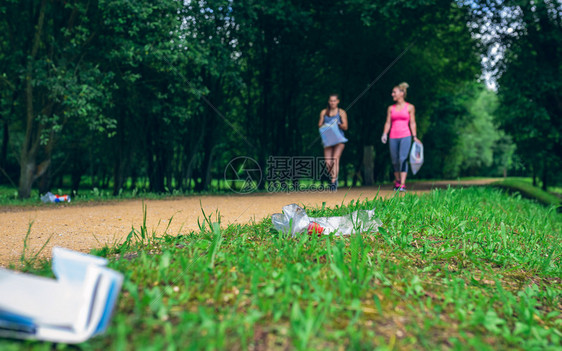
[383, 106, 392, 135]
[318, 109, 326, 127]
[408, 104, 420, 142]
[339, 109, 348, 131]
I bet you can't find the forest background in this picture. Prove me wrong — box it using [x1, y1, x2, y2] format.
[0, 0, 560, 198]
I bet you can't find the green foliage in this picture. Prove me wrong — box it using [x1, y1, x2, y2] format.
[421, 84, 514, 179]
[1, 187, 560, 349]
[467, 0, 562, 189]
[459, 88, 500, 172]
[0, 0, 484, 195]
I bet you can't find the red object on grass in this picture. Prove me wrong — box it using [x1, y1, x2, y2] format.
[307, 222, 324, 236]
[54, 195, 70, 202]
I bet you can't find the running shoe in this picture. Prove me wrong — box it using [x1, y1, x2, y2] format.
[399, 184, 407, 192]
[393, 180, 401, 191]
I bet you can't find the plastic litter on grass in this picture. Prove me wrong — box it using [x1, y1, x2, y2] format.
[272, 203, 382, 237]
[40, 192, 71, 203]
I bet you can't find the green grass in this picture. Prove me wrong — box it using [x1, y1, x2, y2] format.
[498, 177, 562, 197]
[0, 177, 496, 208]
[0, 185, 238, 208]
[492, 178, 561, 209]
[1, 187, 561, 350]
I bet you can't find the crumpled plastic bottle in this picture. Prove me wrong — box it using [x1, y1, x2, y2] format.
[272, 203, 382, 237]
[41, 192, 71, 203]
[41, 192, 57, 203]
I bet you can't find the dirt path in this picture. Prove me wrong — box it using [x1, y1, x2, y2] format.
[0, 179, 497, 266]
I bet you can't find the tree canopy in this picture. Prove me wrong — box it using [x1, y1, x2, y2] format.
[467, 0, 562, 189]
[1, 0, 554, 197]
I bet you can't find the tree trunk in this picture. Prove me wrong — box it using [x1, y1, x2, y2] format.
[541, 159, 547, 191]
[182, 121, 204, 191]
[146, 127, 155, 191]
[112, 147, 128, 195]
[18, 0, 48, 199]
[256, 14, 273, 191]
[89, 144, 95, 188]
[173, 149, 183, 191]
[129, 168, 138, 190]
[203, 146, 216, 190]
[18, 157, 36, 199]
[37, 129, 56, 195]
[197, 100, 216, 191]
[363, 145, 375, 186]
[71, 166, 83, 194]
[156, 146, 168, 192]
[185, 155, 194, 191]
[38, 164, 52, 194]
[193, 167, 203, 191]
[0, 118, 8, 169]
[113, 112, 128, 195]
[198, 148, 212, 192]
[102, 169, 110, 189]
[352, 168, 359, 187]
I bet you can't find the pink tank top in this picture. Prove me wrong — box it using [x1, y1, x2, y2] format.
[389, 103, 411, 139]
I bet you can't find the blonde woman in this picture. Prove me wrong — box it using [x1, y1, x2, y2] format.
[381, 82, 420, 192]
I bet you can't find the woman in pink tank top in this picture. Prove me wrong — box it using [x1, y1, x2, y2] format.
[381, 82, 420, 191]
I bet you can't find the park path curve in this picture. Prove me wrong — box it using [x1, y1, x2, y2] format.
[0, 179, 497, 266]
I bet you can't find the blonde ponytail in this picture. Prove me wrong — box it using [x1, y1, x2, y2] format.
[397, 82, 409, 98]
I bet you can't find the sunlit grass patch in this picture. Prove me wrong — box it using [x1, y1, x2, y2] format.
[493, 178, 561, 209]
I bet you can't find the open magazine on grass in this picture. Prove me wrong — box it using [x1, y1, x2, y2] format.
[0, 247, 123, 344]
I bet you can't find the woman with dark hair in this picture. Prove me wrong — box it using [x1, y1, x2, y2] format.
[381, 82, 420, 192]
[318, 94, 348, 191]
